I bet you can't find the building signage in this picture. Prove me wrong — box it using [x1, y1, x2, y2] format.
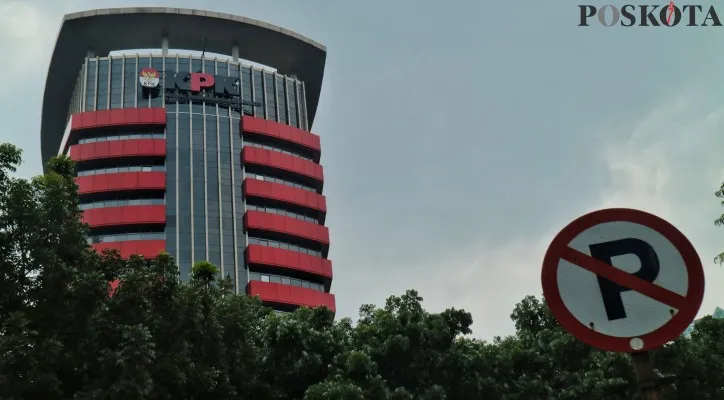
[139, 67, 160, 88]
[139, 68, 260, 110]
[541, 208, 704, 353]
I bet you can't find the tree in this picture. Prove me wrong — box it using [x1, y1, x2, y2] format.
[0, 144, 110, 398]
[2, 141, 724, 399]
[714, 182, 724, 264]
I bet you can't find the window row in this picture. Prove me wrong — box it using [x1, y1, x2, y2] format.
[250, 173, 316, 193]
[243, 140, 313, 161]
[246, 204, 318, 224]
[77, 133, 165, 144]
[88, 231, 165, 244]
[248, 272, 325, 292]
[247, 237, 323, 257]
[81, 55, 307, 130]
[77, 165, 165, 176]
[80, 198, 165, 210]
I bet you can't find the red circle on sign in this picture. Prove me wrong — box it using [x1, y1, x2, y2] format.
[541, 208, 704, 353]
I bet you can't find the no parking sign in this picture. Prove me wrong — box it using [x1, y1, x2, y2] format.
[541, 208, 704, 353]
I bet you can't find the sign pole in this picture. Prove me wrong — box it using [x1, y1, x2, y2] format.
[631, 351, 661, 400]
[541, 208, 705, 398]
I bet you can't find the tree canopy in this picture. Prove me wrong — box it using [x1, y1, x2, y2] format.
[1, 142, 724, 399]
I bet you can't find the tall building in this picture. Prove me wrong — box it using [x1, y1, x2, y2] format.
[40, 8, 334, 313]
[682, 306, 723, 337]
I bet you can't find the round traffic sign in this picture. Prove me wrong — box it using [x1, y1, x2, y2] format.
[541, 208, 704, 353]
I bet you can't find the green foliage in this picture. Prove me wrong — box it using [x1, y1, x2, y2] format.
[191, 260, 218, 284]
[1, 142, 724, 399]
[714, 182, 724, 264]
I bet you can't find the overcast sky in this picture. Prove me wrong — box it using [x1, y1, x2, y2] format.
[2, 0, 724, 340]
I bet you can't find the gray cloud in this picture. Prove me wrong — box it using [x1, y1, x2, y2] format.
[2, 0, 724, 340]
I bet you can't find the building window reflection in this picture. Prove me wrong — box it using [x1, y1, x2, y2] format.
[248, 271, 325, 292]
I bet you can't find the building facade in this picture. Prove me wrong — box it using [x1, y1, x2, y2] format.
[40, 8, 334, 312]
[682, 306, 724, 337]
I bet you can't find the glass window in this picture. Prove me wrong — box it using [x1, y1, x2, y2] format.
[298, 83, 307, 130]
[87, 231, 165, 244]
[177, 114, 192, 279]
[151, 56, 164, 108]
[138, 57, 150, 68]
[217, 61, 228, 77]
[165, 56, 177, 73]
[123, 58, 137, 107]
[252, 70, 265, 118]
[77, 132, 164, 144]
[276, 76, 287, 125]
[246, 236, 322, 257]
[75, 164, 165, 177]
[110, 58, 123, 109]
[85, 59, 97, 111]
[203, 59, 214, 74]
[261, 275, 270, 282]
[178, 57, 190, 72]
[191, 58, 202, 73]
[287, 80, 298, 128]
[97, 60, 109, 110]
[248, 172, 316, 193]
[264, 73, 276, 121]
[242, 67, 253, 116]
[241, 138, 313, 161]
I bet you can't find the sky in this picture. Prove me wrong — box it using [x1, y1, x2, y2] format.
[2, 0, 724, 341]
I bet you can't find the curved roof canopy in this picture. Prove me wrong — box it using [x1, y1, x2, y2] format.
[41, 7, 326, 165]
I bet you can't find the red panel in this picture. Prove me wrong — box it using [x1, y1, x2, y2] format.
[243, 178, 326, 213]
[241, 115, 321, 152]
[242, 147, 324, 183]
[82, 205, 166, 228]
[246, 244, 333, 279]
[244, 210, 330, 245]
[71, 108, 166, 131]
[92, 240, 166, 259]
[69, 139, 166, 162]
[76, 171, 166, 195]
[247, 280, 336, 312]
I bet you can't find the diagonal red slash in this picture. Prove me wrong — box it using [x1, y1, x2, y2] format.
[559, 246, 686, 309]
[667, 1, 676, 25]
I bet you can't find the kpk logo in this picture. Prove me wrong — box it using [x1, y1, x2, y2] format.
[137, 68, 262, 111]
[579, 2, 723, 26]
[139, 67, 160, 88]
[138, 68, 241, 95]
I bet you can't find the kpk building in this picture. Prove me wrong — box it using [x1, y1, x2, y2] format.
[40, 8, 335, 312]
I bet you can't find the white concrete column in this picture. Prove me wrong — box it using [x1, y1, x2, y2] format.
[162, 36, 169, 56]
[231, 44, 239, 62]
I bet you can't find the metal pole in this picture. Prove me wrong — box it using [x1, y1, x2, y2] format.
[631, 351, 662, 400]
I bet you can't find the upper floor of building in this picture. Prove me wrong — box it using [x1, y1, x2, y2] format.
[42, 7, 326, 169]
[66, 54, 310, 132]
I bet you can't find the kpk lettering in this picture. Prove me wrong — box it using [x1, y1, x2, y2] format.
[164, 72, 240, 95]
[139, 68, 261, 110]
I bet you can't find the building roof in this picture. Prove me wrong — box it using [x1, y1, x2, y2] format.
[41, 7, 327, 166]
